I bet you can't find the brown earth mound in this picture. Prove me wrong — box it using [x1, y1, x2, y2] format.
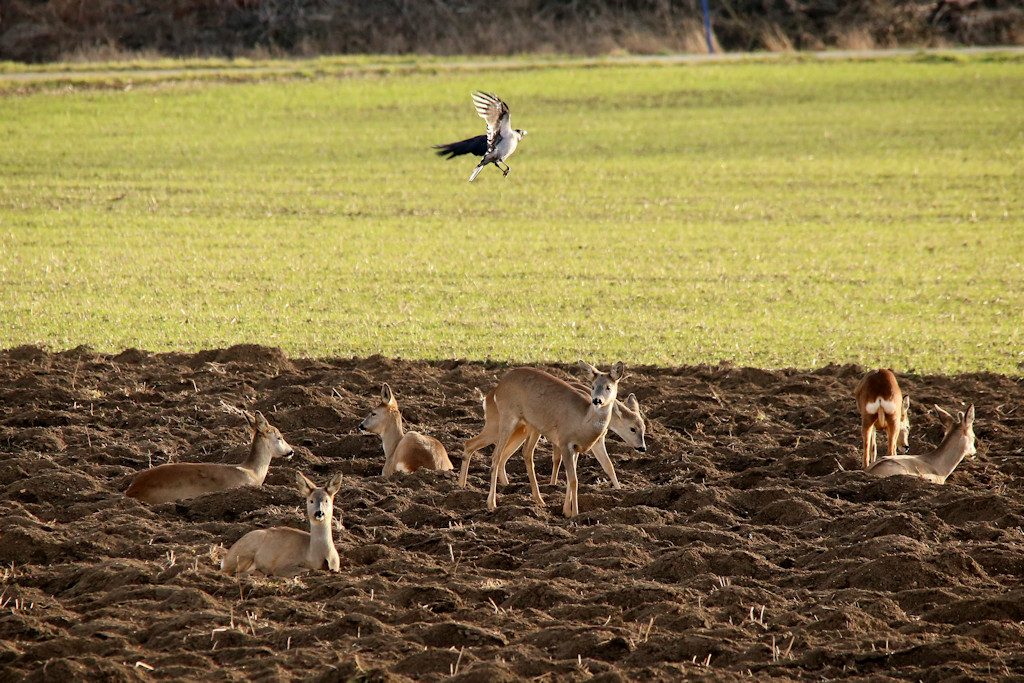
[1, 346, 1023, 680]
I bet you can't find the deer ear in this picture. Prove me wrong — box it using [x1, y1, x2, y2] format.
[381, 383, 396, 406]
[295, 471, 316, 496]
[327, 473, 344, 495]
[963, 404, 975, 428]
[902, 396, 910, 412]
[242, 411, 257, 430]
[577, 360, 598, 379]
[934, 404, 954, 430]
[610, 362, 626, 381]
[625, 393, 640, 411]
[254, 411, 271, 433]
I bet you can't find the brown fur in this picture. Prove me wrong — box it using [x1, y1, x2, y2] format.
[221, 471, 342, 576]
[126, 411, 293, 504]
[460, 383, 645, 490]
[854, 369, 910, 469]
[867, 405, 976, 484]
[360, 383, 452, 476]
[485, 361, 625, 517]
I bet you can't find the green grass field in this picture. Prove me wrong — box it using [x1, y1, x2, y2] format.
[1, 55, 1022, 373]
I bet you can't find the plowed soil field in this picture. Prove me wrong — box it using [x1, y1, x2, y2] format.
[2, 345, 1023, 681]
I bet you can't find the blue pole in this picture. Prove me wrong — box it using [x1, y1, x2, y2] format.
[701, 0, 714, 54]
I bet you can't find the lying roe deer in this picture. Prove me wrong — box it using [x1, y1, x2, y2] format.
[221, 472, 342, 576]
[359, 383, 453, 476]
[459, 383, 645, 490]
[126, 411, 293, 504]
[485, 361, 625, 517]
[866, 405, 975, 484]
[855, 369, 911, 468]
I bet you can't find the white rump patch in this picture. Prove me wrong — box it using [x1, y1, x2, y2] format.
[395, 461, 412, 473]
[865, 398, 897, 415]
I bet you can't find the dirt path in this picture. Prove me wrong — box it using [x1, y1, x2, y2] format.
[1, 345, 1023, 680]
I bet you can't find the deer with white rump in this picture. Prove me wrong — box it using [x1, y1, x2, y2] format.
[866, 405, 976, 484]
[855, 368, 911, 469]
[483, 361, 625, 517]
[360, 383, 453, 476]
[126, 410, 293, 504]
[459, 382, 645, 490]
[222, 472, 343, 576]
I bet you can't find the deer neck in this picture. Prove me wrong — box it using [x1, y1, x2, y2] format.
[379, 413, 405, 461]
[589, 400, 614, 430]
[307, 518, 335, 563]
[928, 430, 969, 477]
[241, 434, 273, 484]
[572, 400, 613, 450]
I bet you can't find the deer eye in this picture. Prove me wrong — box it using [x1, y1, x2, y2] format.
[630, 428, 637, 433]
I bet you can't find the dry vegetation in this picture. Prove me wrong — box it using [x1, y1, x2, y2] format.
[1, 0, 1022, 62]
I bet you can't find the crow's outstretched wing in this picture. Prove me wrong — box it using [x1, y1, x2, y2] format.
[472, 91, 512, 152]
[433, 135, 488, 160]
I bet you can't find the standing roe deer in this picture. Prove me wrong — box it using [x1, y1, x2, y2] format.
[359, 383, 453, 476]
[459, 383, 645, 490]
[549, 383, 646, 487]
[484, 361, 625, 517]
[855, 368, 911, 469]
[126, 410, 293, 504]
[221, 472, 343, 576]
[866, 405, 975, 484]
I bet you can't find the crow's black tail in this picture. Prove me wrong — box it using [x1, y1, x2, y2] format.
[433, 134, 488, 160]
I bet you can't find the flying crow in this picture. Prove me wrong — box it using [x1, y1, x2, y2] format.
[433, 91, 528, 182]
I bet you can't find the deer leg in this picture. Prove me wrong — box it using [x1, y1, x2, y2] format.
[550, 446, 562, 485]
[521, 429, 544, 506]
[862, 420, 875, 470]
[885, 415, 900, 458]
[460, 433, 491, 488]
[488, 422, 522, 511]
[499, 430, 528, 486]
[562, 444, 580, 517]
[590, 436, 620, 488]
[496, 425, 527, 485]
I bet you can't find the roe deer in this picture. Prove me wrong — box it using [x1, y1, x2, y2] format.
[359, 383, 453, 476]
[855, 369, 911, 468]
[549, 384, 646, 487]
[484, 361, 625, 517]
[866, 405, 975, 484]
[459, 384, 645, 490]
[126, 411, 293, 504]
[221, 471, 342, 576]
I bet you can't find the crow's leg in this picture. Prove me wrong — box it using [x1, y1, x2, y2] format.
[499, 162, 511, 177]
